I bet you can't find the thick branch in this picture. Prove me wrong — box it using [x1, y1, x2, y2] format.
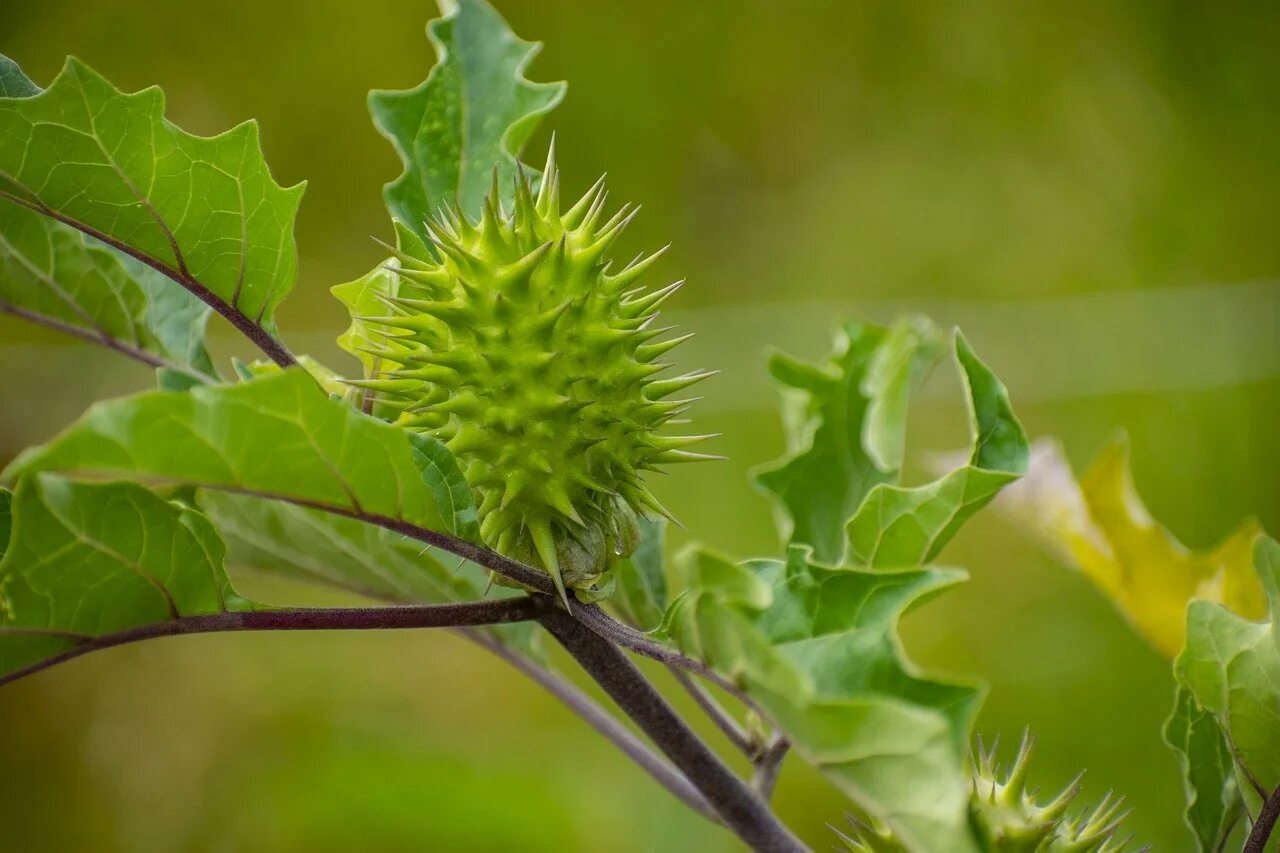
[1244, 785, 1280, 853]
[0, 191, 295, 369]
[539, 605, 808, 853]
[0, 598, 542, 688]
[466, 630, 720, 823]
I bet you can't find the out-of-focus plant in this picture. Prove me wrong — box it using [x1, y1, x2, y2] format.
[0, 3, 1273, 850]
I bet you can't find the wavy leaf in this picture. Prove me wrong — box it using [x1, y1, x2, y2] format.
[845, 332, 1028, 568]
[663, 545, 981, 851]
[0, 55, 304, 332]
[369, 0, 565, 233]
[1163, 685, 1242, 851]
[754, 317, 945, 564]
[1, 201, 213, 378]
[0, 474, 251, 680]
[1175, 535, 1280, 794]
[998, 438, 1262, 658]
[2, 370, 478, 542]
[0, 54, 38, 98]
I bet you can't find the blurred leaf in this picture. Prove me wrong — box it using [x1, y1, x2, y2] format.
[235, 354, 349, 399]
[369, 0, 566, 232]
[846, 332, 1028, 568]
[0, 474, 252, 680]
[0, 55, 304, 332]
[3, 370, 476, 541]
[200, 491, 536, 656]
[663, 545, 981, 851]
[754, 317, 945, 563]
[999, 438, 1263, 658]
[610, 517, 668, 631]
[1175, 535, 1280, 793]
[0, 487, 11, 555]
[1163, 685, 1241, 851]
[0, 202, 214, 379]
[332, 262, 405, 377]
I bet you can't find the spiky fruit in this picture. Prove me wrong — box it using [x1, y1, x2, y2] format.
[834, 731, 1141, 852]
[351, 142, 715, 602]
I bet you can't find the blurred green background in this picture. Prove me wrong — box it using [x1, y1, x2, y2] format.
[2, 1, 1279, 849]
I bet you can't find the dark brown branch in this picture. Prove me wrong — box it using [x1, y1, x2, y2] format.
[0, 302, 212, 383]
[1244, 785, 1280, 853]
[539, 605, 808, 853]
[0, 190, 296, 369]
[466, 630, 720, 823]
[0, 598, 543, 688]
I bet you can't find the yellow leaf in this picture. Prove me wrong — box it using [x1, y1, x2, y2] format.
[1001, 438, 1262, 658]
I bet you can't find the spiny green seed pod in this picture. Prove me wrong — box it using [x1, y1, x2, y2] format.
[834, 731, 1140, 852]
[349, 143, 716, 602]
[970, 732, 1137, 852]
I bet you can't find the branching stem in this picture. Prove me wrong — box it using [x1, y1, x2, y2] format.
[670, 664, 754, 756]
[1244, 785, 1280, 853]
[0, 599, 542, 688]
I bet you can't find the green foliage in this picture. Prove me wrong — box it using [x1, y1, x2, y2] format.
[1163, 687, 1240, 850]
[0, 56, 304, 332]
[1174, 536, 1280, 814]
[3, 370, 469, 539]
[369, 0, 565, 233]
[0, 475, 251, 679]
[610, 517, 668, 631]
[664, 327, 1030, 849]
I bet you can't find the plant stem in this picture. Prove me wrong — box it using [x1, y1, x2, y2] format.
[466, 630, 721, 823]
[669, 665, 754, 756]
[0, 302, 213, 383]
[539, 604, 809, 853]
[751, 738, 790, 801]
[1244, 785, 1280, 853]
[0, 598, 543, 688]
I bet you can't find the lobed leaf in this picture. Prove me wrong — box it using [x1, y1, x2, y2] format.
[845, 332, 1028, 568]
[1175, 535, 1280, 795]
[2, 370, 478, 542]
[998, 438, 1262, 658]
[662, 545, 982, 851]
[0, 55, 304, 332]
[754, 317, 945, 564]
[0, 475, 252, 680]
[369, 0, 566, 233]
[1163, 685, 1242, 851]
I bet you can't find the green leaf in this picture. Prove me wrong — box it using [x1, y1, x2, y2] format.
[610, 517, 668, 631]
[0, 56, 304, 332]
[0, 55, 38, 98]
[1175, 534, 1280, 793]
[754, 318, 945, 564]
[369, 0, 566, 232]
[1000, 438, 1263, 658]
[663, 545, 982, 851]
[845, 332, 1028, 568]
[0, 474, 252, 680]
[198, 490, 536, 656]
[1163, 685, 1242, 851]
[3, 370, 478, 542]
[0, 201, 214, 378]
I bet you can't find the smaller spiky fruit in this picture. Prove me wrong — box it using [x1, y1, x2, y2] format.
[834, 731, 1141, 852]
[350, 142, 716, 602]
